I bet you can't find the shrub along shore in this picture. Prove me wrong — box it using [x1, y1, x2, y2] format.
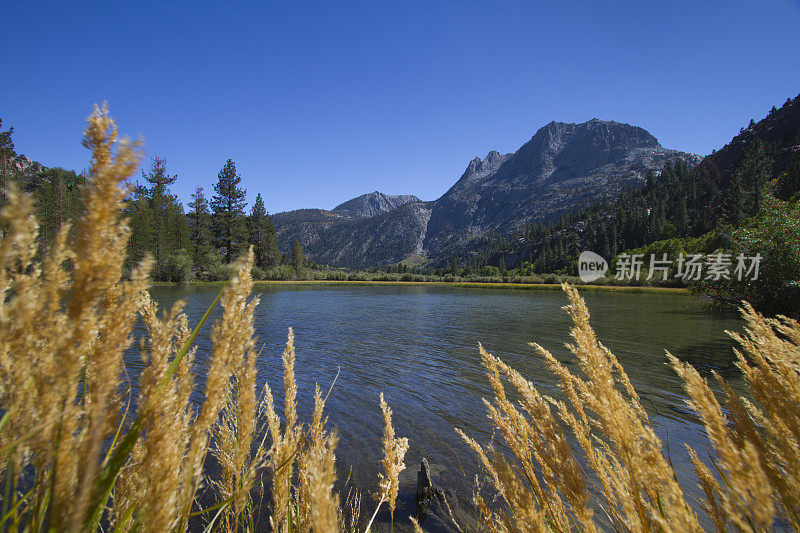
[152, 278, 690, 294]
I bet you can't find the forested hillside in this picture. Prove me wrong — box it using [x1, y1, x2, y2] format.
[443, 94, 800, 313]
[477, 93, 800, 273]
[1, 93, 798, 302]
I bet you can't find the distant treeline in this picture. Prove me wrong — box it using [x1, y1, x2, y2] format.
[1, 94, 798, 313]
[0, 128, 311, 281]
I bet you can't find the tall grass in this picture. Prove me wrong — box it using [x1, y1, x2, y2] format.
[458, 284, 800, 532]
[2, 105, 799, 532]
[0, 105, 407, 532]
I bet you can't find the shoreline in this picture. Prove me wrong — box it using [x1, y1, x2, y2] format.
[151, 279, 690, 294]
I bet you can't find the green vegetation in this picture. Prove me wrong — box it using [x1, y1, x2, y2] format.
[291, 239, 307, 279]
[187, 186, 214, 275]
[451, 95, 800, 315]
[211, 159, 248, 265]
[696, 194, 800, 315]
[125, 156, 191, 280]
[1, 95, 798, 311]
[248, 193, 280, 271]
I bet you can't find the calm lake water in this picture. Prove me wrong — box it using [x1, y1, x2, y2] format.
[141, 284, 743, 531]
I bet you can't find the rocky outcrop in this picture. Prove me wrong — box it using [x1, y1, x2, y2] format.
[275, 200, 432, 268]
[273, 193, 430, 267]
[6, 154, 46, 180]
[332, 191, 420, 219]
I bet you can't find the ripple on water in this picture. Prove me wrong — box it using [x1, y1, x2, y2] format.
[134, 284, 742, 531]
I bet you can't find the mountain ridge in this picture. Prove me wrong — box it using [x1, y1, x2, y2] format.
[424, 117, 699, 253]
[273, 118, 699, 267]
[332, 191, 421, 219]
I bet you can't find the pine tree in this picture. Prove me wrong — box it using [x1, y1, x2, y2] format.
[133, 157, 190, 279]
[33, 168, 84, 252]
[143, 157, 175, 274]
[188, 187, 213, 273]
[264, 215, 280, 267]
[775, 150, 800, 201]
[291, 239, 307, 279]
[247, 193, 280, 269]
[144, 156, 176, 196]
[723, 140, 771, 227]
[676, 197, 690, 234]
[125, 184, 155, 270]
[739, 139, 771, 215]
[211, 159, 247, 264]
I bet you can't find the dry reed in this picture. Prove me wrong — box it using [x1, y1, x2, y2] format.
[0, 104, 407, 533]
[3, 103, 798, 533]
[458, 283, 800, 532]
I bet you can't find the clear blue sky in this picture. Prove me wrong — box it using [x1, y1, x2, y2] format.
[2, 1, 799, 213]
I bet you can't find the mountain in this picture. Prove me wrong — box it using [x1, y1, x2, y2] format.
[299, 201, 433, 268]
[332, 191, 420, 219]
[423, 119, 700, 253]
[272, 192, 428, 266]
[273, 119, 699, 267]
[493, 94, 800, 273]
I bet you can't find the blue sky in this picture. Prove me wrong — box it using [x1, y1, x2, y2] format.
[2, 1, 799, 213]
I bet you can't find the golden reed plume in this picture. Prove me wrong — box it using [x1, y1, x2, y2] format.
[1, 104, 797, 532]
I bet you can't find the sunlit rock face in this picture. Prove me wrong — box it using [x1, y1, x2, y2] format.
[423, 119, 700, 252]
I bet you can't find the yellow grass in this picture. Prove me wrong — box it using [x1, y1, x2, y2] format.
[0, 105, 797, 532]
[0, 105, 405, 532]
[458, 284, 800, 532]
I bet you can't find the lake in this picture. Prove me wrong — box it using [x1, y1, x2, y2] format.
[141, 284, 743, 531]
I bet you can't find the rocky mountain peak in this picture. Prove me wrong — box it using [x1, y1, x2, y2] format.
[460, 150, 511, 183]
[424, 118, 699, 252]
[273, 117, 702, 268]
[8, 154, 46, 178]
[332, 191, 421, 219]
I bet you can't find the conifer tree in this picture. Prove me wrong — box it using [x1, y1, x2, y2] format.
[676, 197, 690, 234]
[188, 186, 213, 273]
[449, 254, 458, 276]
[144, 155, 176, 195]
[211, 159, 247, 264]
[291, 239, 307, 279]
[247, 193, 280, 269]
[775, 150, 800, 201]
[143, 157, 175, 274]
[264, 215, 280, 266]
[33, 168, 84, 252]
[130, 157, 190, 279]
[125, 184, 155, 270]
[723, 140, 771, 226]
